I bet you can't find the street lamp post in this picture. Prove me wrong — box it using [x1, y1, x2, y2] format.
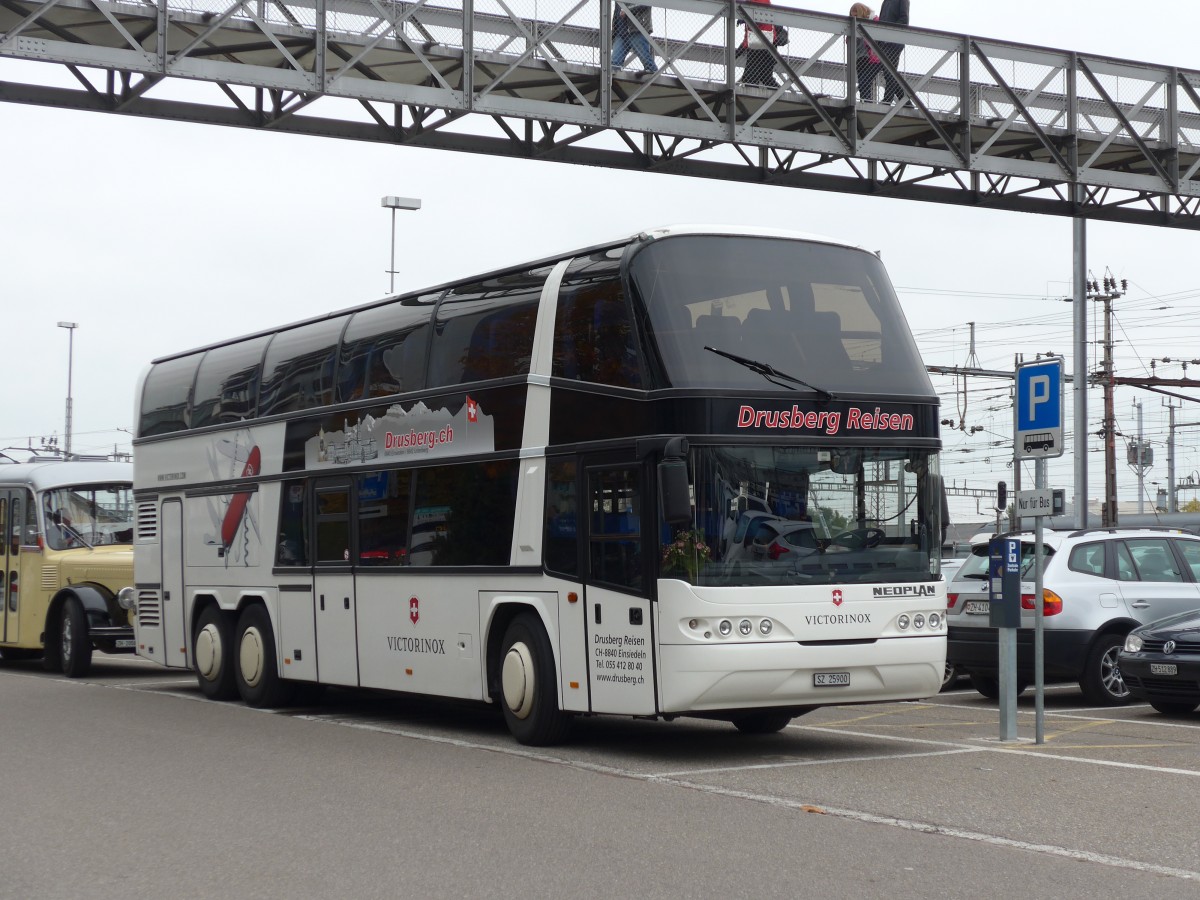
[57, 321, 77, 459]
[381, 195, 422, 294]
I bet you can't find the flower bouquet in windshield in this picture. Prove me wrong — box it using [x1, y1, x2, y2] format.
[663, 529, 712, 579]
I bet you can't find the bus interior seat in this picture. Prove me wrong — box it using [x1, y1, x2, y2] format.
[798, 311, 852, 376]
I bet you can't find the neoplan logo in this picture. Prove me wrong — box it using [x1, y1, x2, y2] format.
[873, 585, 937, 598]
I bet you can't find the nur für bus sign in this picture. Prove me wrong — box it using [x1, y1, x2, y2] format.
[1015, 357, 1064, 460]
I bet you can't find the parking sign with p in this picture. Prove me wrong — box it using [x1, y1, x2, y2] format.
[1015, 358, 1064, 459]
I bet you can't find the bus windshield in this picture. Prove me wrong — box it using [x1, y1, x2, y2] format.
[41, 484, 135, 550]
[629, 235, 931, 396]
[671, 445, 944, 587]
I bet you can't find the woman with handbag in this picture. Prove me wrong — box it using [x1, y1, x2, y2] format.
[738, 0, 779, 87]
[849, 3, 881, 102]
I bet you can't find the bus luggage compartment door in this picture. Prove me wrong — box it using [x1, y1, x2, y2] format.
[161, 500, 188, 669]
[587, 588, 655, 715]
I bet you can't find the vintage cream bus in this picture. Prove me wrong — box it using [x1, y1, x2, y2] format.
[0, 459, 136, 676]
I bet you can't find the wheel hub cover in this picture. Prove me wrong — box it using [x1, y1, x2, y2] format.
[196, 624, 221, 680]
[239, 627, 264, 688]
[501, 643, 535, 719]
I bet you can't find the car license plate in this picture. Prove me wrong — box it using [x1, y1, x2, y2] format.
[115, 639, 135, 649]
[1150, 663, 1178, 676]
[814, 672, 850, 687]
[963, 600, 989, 615]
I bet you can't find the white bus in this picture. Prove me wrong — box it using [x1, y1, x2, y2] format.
[130, 226, 947, 744]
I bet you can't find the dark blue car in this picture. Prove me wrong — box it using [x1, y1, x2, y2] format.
[1119, 610, 1200, 715]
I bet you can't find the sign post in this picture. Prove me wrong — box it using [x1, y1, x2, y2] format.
[1016, 357, 1065, 745]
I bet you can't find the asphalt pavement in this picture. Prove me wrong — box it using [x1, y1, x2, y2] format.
[1, 654, 1197, 899]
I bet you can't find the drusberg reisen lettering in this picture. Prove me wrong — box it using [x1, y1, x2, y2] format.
[736, 406, 914, 435]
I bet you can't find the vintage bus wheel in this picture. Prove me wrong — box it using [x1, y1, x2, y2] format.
[234, 604, 294, 708]
[499, 614, 571, 746]
[60, 597, 93, 678]
[194, 606, 238, 700]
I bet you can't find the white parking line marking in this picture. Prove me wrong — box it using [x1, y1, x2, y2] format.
[288, 714, 1200, 884]
[653, 747, 981, 778]
[792, 724, 1200, 776]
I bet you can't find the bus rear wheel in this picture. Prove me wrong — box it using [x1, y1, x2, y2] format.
[499, 613, 571, 746]
[194, 605, 238, 700]
[234, 604, 294, 708]
[60, 597, 92, 678]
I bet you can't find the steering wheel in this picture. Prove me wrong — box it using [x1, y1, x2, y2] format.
[830, 527, 886, 550]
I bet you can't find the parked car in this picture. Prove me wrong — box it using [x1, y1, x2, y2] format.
[749, 519, 822, 563]
[946, 527, 1200, 705]
[1119, 610, 1200, 714]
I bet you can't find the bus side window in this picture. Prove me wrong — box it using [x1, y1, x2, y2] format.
[358, 471, 412, 566]
[276, 480, 309, 567]
[21, 490, 38, 547]
[588, 467, 642, 591]
[1, 497, 8, 557]
[545, 459, 578, 577]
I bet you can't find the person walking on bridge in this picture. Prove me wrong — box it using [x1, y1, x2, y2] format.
[611, 3, 658, 75]
[878, 0, 910, 104]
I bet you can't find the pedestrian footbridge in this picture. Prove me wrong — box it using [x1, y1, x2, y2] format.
[2, 0, 1198, 227]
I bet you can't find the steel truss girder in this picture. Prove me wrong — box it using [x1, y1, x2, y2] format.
[2, 0, 1199, 229]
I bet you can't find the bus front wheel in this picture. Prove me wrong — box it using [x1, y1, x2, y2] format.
[499, 613, 571, 746]
[60, 597, 92, 678]
[194, 605, 238, 700]
[234, 604, 294, 708]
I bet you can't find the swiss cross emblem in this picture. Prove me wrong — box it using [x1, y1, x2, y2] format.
[832, 590, 844, 607]
[466, 396, 478, 423]
[409, 596, 420, 625]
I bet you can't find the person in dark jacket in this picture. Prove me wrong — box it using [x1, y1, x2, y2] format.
[611, 3, 657, 74]
[878, 0, 909, 104]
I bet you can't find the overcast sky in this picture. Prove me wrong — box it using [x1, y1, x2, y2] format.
[3, 0, 1197, 519]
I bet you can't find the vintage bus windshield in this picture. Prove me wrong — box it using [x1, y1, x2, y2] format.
[675, 445, 944, 587]
[629, 235, 931, 396]
[41, 483, 135, 550]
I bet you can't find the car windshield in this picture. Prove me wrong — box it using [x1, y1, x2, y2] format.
[955, 540, 1054, 581]
[668, 445, 943, 587]
[41, 483, 134, 549]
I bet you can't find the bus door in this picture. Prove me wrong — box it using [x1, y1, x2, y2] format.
[583, 464, 656, 716]
[160, 499, 188, 668]
[311, 478, 360, 687]
[1, 491, 14, 643]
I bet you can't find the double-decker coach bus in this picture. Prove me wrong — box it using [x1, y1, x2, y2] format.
[130, 225, 946, 745]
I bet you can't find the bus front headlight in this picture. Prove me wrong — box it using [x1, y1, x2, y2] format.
[117, 587, 137, 611]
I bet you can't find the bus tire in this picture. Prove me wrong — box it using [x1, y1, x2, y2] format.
[498, 613, 571, 746]
[233, 604, 294, 708]
[60, 597, 92, 678]
[731, 711, 794, 734]
[194, 605, 238, 701]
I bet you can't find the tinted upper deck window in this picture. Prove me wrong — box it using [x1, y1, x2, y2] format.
[190, 336, 270, 429]
[552, 250, 643, 388]
[139, 354, 200, 436]
[337, 294, 439, 403]
[426, 269, 547, 387]
[258, 317, 347, 417]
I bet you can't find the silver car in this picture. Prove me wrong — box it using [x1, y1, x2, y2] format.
[946, 527, 1200, 705]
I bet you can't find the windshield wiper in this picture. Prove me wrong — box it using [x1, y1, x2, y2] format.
[704, 346, 835, 400]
